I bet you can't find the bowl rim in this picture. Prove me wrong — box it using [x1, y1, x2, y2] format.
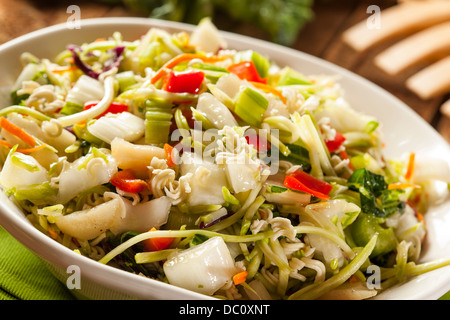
[1, 16, 450, 300]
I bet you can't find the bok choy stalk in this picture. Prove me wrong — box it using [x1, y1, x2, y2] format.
[0, 146, 55, 202]
[179, 151, 228, 206]
[87, 112, 145, 144]
[163, 236, 238, 295]
[56, 147, 117, 203]
[64, 75, 105, 108]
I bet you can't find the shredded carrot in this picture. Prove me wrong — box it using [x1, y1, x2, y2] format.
[388, 182, 420, 190]
[151, 53, 229, 85]
[52, 65, 78, 74]
[0, 140, 13, 149]
[416, 211, 425, 222]
[47, 227, 59, 240]
[16, 144, 46, 154]
[0, 117, 37, 146]
[0, 139, 47, 154]
[250, 81, 287, 104]
[339, 150, 354, 171]
[164, 143, 176, 167]
[407, 194, 422, 209]
[404, 152, 415, 180]
[232, 270, 248, 285]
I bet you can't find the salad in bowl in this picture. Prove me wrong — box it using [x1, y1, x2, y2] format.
[1, 18, 450, 300]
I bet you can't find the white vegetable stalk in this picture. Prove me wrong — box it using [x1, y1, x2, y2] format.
[0, 150, 49, 190]
[87, 112, 145, 144]
[180, 152, 228, 206]
[65, 75, 105, 106]
[110, 137, 165, 177]
[105, 192, 172, 235]
[55, 197, 123, 241]
[163, 236, 237, 295]
[57, 149, 118, 203]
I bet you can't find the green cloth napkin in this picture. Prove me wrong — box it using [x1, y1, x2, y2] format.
[0, 226, 75, 300]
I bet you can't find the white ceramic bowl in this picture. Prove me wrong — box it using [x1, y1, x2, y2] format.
[1, 17, 450, 300]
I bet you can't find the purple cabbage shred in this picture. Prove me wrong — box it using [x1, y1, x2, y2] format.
[67, 44, 125, 80]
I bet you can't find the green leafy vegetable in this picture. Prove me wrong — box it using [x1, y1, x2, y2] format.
[348, 168, 405, 218]
[189, 233, 210, 246]
[10, 90, 29, 106]
[278, 143, 311, 170]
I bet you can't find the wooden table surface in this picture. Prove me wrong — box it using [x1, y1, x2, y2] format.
[1, 0, 449, 143]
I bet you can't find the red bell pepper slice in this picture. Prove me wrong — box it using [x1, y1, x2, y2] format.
[84, 101, 129, 119]
[284, 170, 332, 200]
[143, 228, 174, 252]
[110, 169, 149, 193]
[227, 61, 267, 84]
[325, 131, 346, 153]
[244, 133, 271, 154]
[163, 70, 205, 94]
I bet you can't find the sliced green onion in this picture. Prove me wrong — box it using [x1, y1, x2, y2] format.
[364, 120, 380, 134]
[115, 70, 137, 92]
[277, 67, 312, 86]
[144, 98, 173, 145]
[234, 86, 269, 127]
[60, 101, 83, 116]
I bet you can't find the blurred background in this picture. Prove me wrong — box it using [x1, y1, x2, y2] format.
[1, 0, 449, 142]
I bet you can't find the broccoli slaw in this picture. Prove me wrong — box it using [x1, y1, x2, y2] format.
[1, 18, 450, 300]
